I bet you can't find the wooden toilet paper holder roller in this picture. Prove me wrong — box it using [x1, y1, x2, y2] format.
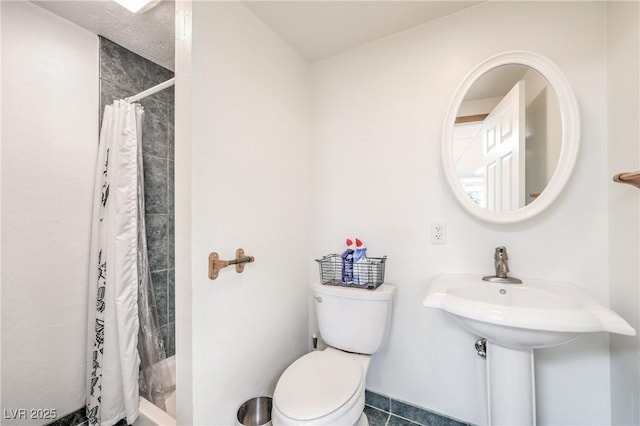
[208, 248, 255, 280]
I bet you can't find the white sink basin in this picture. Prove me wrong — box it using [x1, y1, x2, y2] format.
[423, 274, 635, 349]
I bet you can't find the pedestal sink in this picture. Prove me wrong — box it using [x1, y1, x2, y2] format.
[423, 274, 635, 425]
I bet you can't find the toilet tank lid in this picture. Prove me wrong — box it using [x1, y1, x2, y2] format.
[313, 282, 395, 301]
[273, 351, 362, 421]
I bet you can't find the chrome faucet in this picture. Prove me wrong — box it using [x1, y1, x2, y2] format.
[482, 246, 522, 284]
[494, 246, 510, 278]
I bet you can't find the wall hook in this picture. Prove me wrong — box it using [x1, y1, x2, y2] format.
[208, 248, 255, 280]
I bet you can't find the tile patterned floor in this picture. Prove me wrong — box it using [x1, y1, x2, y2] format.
[46, 391, 472, 426]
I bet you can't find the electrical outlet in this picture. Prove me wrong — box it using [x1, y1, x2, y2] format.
[431, 222, 446, 244]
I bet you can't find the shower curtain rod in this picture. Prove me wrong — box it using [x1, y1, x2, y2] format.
[125, 77, 175, 103]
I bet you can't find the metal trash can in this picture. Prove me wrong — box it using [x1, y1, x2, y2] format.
[236, 396, 272, 426]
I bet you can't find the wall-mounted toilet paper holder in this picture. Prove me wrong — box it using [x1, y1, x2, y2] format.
[208, 248, 255, 280]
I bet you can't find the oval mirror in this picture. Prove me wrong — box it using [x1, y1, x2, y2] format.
[442, 51, 580, 224]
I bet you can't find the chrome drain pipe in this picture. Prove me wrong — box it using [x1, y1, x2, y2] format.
[475, 338, 487, 358]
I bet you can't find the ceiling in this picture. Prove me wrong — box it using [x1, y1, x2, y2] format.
[33, 0, 482, 70]
[244, 1, 481, 63]
[465, 64, 530, 101]
[34, 0, 176, 70]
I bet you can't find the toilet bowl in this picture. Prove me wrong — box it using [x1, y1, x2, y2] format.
[272, 347, 370, 425]
[272, 283, 395, 426]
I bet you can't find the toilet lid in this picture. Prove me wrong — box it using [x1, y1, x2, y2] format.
[274, 351, 362, 421]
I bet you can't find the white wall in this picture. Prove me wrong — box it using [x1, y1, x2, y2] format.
[186, 2, 311, 423]
[1, 0, 3, 414]
[310, 2, 613, 425]
[174, 1, 193, 424]
[607, 2, 640, 425]
[1, 1, 98, 423]
[523, 67, 562, 200]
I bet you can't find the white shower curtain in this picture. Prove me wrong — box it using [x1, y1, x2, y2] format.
[87, 100, 144, 426]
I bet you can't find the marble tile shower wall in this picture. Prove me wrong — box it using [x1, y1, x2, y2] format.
[99, 37, 176, 357]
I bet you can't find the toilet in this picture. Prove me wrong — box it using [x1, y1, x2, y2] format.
[272, 282, 395, 425]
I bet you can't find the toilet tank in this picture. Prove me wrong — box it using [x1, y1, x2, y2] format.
[313, 282, 395, 354]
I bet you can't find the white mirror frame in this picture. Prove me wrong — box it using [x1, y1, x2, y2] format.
[442, 51, 580, 224]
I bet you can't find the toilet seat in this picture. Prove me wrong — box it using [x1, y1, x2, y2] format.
[273, 350, 363, 422]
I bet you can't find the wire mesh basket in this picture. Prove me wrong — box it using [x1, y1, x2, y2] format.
[315, 254, 386, 290]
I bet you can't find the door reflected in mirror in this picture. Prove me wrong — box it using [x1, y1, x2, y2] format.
[451, 65, 561, 211]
